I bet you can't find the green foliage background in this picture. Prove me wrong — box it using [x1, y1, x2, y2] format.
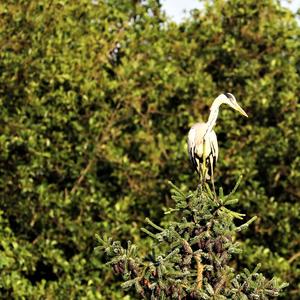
[0, 0, 299, 298]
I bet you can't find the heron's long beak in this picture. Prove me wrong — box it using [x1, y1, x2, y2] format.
[234, 103, 248, 117]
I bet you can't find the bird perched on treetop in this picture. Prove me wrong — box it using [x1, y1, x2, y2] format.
[188, 93, 248, 187]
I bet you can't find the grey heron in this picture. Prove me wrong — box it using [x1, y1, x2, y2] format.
[188, 93, 248, 189]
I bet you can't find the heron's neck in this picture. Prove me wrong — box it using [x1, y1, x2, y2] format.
[206, 99, 222, 133]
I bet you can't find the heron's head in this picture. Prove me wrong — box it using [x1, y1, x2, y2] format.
[218, 93, 248, 117]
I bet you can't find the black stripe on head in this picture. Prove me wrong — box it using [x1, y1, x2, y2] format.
[224, 93, 235, 101]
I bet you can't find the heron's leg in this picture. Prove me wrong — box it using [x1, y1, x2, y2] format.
[209, 158, 217, 199]
[203, 167, 208, 187]
[196, 165, 200, 184]
[195, 158, 203, 194]
[197, 170, 202, 195]
[201, 140, 207, 188]
[200, 164, 206, 188]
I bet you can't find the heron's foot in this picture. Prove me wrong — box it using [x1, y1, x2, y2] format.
[201, 177, 206, 189]
[214, 191, 223, 206]
[213, 191, 218, 202]
[196, 183, 202, 196]
[211, 185, 217, 200]
[212, 185, 222, 204]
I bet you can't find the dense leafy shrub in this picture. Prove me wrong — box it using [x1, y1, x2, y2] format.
[0, 0, 299, 298]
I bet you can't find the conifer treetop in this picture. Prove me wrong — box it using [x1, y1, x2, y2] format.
[96, 180, 287, 299]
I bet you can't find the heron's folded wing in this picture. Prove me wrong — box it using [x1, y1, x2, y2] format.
[210, 130, 218, 162]
[188, 140, 198, 172]
[206, 131, 218, 177]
